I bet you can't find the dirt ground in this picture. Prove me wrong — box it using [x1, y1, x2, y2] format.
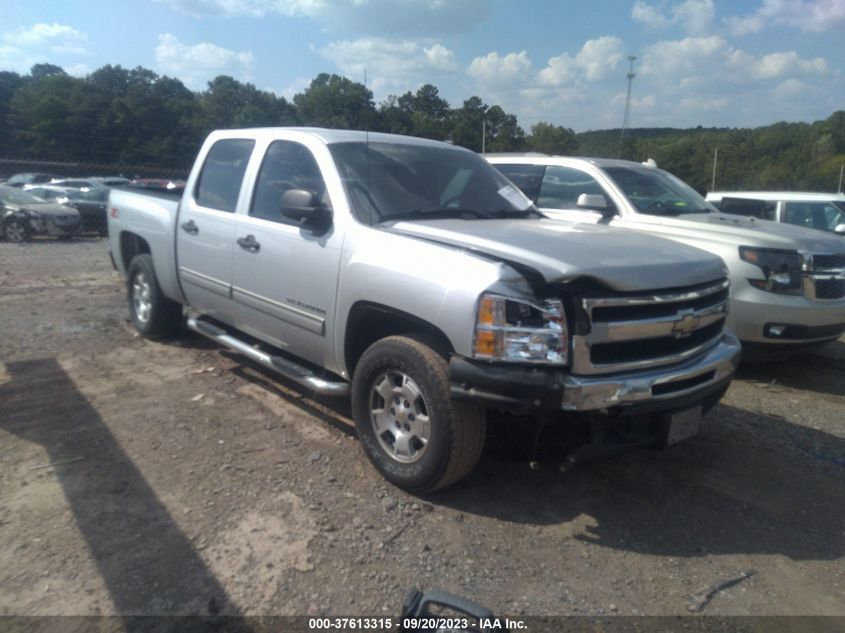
[1, 239, 844, 618]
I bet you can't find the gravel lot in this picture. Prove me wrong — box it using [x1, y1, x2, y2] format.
[1, 239, 844, 618]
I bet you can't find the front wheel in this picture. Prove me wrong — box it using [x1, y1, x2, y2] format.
[126, 254, 183, 338]
[351, 336, 486, 493]
[3, 218, 31, 242]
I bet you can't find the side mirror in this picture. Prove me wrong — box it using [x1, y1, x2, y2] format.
[280, 188, 330, 230]
[577, 193, 616, 219]
[834, 223, 845, 236]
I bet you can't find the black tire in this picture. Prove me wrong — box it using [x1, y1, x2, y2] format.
[126, 254, 183, 338]
[351, 335, 486, 493]
[3, 218, 31, 243]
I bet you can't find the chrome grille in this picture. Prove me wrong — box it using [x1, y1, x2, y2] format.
[571, 279, 730, 375]
[804, 253, 845, 300]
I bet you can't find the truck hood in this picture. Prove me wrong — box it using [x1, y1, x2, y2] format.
[624, 212, 845, 254]
[389, 218, 727, 292]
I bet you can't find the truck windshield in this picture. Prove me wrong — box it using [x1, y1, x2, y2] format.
[603, 166, 716, 216]
[328, 141, 537, 224]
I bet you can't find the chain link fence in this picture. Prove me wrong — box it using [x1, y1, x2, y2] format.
[1, 157, 188, 240]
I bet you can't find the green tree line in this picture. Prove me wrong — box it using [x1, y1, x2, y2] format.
[1, 62, 843, 192]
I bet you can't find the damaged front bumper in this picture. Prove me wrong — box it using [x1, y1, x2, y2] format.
[449, 331, 741, 416]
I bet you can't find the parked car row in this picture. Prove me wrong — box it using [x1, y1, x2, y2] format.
[107, 127, 844, 492]
[0, 185, 83, 241]
[0, 172, 185, 240]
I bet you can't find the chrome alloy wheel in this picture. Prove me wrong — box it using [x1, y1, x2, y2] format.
[132, 272, 153, 324]
[369, 370, 431, 464]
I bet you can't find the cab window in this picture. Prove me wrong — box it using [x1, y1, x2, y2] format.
[194, 139, 255, 212]
[250, 141, 331, 226]
[492, 164, 544, 202]
[537, 165, 606, 209]
[784, 202, 845, 231]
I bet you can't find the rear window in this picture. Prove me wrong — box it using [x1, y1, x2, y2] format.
[194, 139, 255, 212]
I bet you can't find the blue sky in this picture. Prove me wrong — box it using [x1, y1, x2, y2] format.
[2, 0, 844, 131]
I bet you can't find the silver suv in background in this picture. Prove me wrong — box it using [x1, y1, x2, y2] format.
[705, 191, 845, 236]
[488, 155, 845, 359]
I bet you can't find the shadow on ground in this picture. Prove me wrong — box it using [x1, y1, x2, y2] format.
[433, 403, 845, 562]
[0, 358, 241, 622]
[736, 343, 845, 397]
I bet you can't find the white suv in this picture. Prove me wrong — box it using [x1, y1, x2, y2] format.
[705, 191, 845, 237]
[487, 155, 845, 359]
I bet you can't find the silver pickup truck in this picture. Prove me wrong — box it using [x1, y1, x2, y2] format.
[108, 128, 740, 492]
[488, 156, 845, 358]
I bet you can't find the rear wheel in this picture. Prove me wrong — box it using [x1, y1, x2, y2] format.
[127, 254, 182, 338]
[351, 336, 486, 493]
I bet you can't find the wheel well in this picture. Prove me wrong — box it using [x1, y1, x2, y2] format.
[345, 302, 454, 377]
[119, 232, 151, 271]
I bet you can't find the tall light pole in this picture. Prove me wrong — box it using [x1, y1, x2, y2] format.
[618, 55, 636, 159]
[711, 147, 718, 192]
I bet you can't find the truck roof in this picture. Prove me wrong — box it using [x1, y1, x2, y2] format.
[483, 154, 656, 170]
[706, 191, 845, 203]
[210, 126, 468, 150]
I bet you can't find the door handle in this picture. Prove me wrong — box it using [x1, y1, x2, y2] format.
[180, 220, 198, 235]
[237, 235, 260, 252]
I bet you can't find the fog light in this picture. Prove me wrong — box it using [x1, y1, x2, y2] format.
[766, 324, 787, 337]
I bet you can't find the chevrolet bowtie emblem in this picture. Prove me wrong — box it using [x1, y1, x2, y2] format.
[671, 310, 700, 338]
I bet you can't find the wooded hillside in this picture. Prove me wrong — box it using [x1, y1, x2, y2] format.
[1, 63, 842, 192]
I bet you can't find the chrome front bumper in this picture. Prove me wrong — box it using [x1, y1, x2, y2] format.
[561, 331, 741, 411]
[449, 331, 741, 414]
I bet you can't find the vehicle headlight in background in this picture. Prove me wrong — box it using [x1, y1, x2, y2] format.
[739, 246, 803, 295]
[473, 294, 568, 364]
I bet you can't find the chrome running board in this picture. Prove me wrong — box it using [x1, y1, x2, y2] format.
[186, 316, 349, 397]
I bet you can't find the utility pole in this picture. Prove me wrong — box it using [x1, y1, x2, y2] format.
[618, 55, 636, 159]
[838, 164, 843, 194]
[482, 119, 486, 154]
[711, 147, 718, 192]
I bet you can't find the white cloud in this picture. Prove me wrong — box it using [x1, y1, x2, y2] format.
[632, 0, 715, 34]
[278, 76, 311, 100]
[641, 36, 827, 87]
[3, 23, 90, 57]
[0, 45, 36, 74]
[774, 77, 809, 98]
[155, 0, 492, 36]
[4, 23, 88, 47]
[154, 33, 254, 88]
[726, 49, 827, 79]
[66, 63, 92, 77]
[468, 51, 532, 85]
[538, 36, 624, 85]
[640, 35, 726, 78]
[318, 37, 457, 97]
[576, 36, 624, 80]
[727, 0, 845, 34]
[632, 1, 670, 28]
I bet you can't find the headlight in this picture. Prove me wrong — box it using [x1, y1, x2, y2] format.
[473, 294, 568, 364]
[739, 246, 803, 295]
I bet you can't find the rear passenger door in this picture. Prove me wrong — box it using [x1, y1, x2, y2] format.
[176, 138, 255, 321]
